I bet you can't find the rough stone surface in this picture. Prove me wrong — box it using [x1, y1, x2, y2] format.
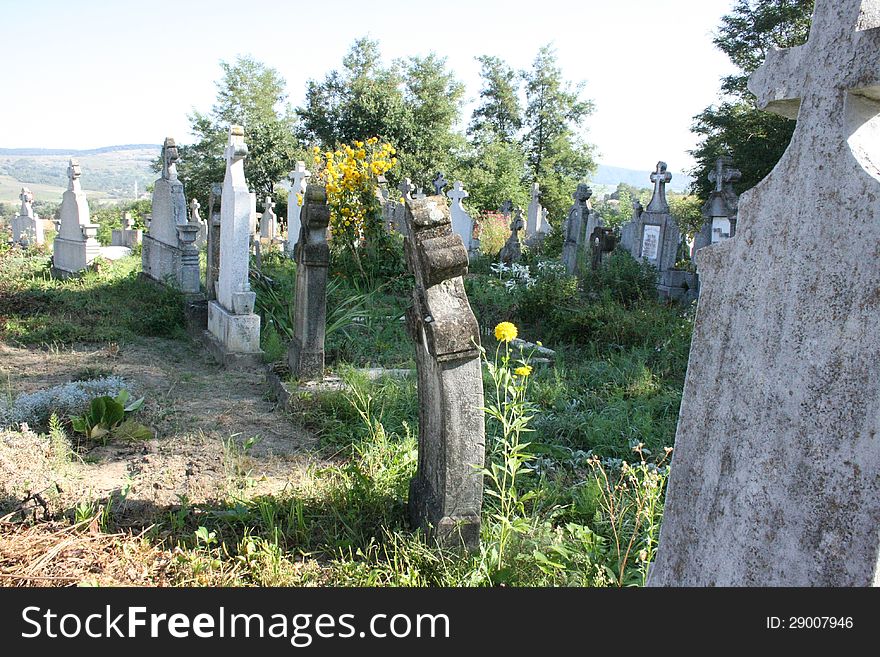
[207, 126, 261, 361]
[525, 182, 550, 246]
[649, 0, 880, 586]
[206, 183, 222, 301]
[52, 159, 100, 275]
[403, 194, 485, 550]
[288, 184, 330, 381]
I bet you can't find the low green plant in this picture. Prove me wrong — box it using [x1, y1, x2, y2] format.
[71, 389, 150, 443]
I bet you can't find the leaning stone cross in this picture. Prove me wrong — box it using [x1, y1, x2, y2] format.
[648, 0, 880, 586]
[446, 180, 468, 205]
[432, 171, 448, 195]
[647, 161, 671, 212]
[398, 178, 415, 200]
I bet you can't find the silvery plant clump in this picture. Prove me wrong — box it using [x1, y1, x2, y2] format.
[0, 376, 131, 429]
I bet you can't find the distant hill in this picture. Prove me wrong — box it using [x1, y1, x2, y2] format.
[0, 144, 160, 203]
[591, 164, 693, 193]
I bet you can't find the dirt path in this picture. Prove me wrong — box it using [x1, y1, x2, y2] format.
[0, 336, 327, 526]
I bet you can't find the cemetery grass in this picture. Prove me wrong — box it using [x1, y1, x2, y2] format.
[0, 246, 692, 587]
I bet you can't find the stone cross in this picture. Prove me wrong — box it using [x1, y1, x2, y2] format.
[561, 184, 592, 274]
[67, 159, 82, 191]
[19, 187, 34, 216]
[260, 195, 278, 241]
[526, 181, 547, 243]
[12, 187, 42, 246]
[695, 156, 743, 253]
[206, 183, 222, 300]
[402, 194, 484, 550]
[161, 137, 180, 181]
[446, 181, 474, 254]
[646, 161, 671, 212]
[649, 0, 880, 586]
[499, 207, 524, 264]
[399, 178, 415, 199]
[285, 161, 311, 254]
[52, 159, 99, 274]
[432, 171, 448, 196]
[189, 198, 201, 223]
[207, 125, 262, 361]
[289, 184, 330, 381]
[497, 199, 513, 216]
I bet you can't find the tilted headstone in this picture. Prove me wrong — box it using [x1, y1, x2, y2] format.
[207, 126, 261, 360]
[649, 0, 880, 586]
[111, 212, 142, 248]
[403, 194, 485, 550]
[52, 159, 100, 275]
[206, 183, 222, 301]
[619, 199, 643, 255]
[288, 184, 331, 381]
[190, 198, 207, 250]
[141, 137, 199, 293]
[12, 187, 44, 246]
[525, 182, 550, 245]
[284, 161, 310, 254]
[446, 181, 475, 256]
[561, 184, 592, 274]
[693, 156, 742, 255]
[498, 207, 525, 264]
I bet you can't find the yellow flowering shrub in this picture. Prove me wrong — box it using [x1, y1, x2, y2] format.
[310, 137, 398, 243]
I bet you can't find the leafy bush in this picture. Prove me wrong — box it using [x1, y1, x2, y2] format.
[71, 389, 150, 443]
[0, 376, 131, 429]
[581, 249, 657, 306]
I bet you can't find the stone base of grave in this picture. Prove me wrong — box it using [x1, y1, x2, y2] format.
[12, 216, 44, 246]
[111, 228, 142, 248]
[288, 338, 325, 382]
[658, 270, 699, 304]
[141, 235, 199, 294]
[408, 480, 482, 550]
[205, 300, 262, 368]
[51, 236, 100, 276]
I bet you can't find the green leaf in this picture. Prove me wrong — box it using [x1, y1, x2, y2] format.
[124, 397, 145, 414]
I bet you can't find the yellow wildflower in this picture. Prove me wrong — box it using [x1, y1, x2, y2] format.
[514, 365, 532, 377]
[296, 193, 303, 207]
[494, 322, 517, 343]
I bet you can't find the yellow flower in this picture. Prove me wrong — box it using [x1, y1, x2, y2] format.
[494, 322, 517, 343]
[514, 365, 532, 377]
[296, 193, 303, 207]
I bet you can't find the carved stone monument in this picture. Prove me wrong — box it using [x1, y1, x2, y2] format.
[283, 162, 310, 255]
[206, 127, 262, 365]
[12, 187, 44, 246]
[619, 199, 643, 255]
[432, 171, 448, 196]
[446, 181, 476, 257]
[141, 137, 199, 294]
[206, 183, 222, 301]
[288, 184, 331, 381]
[403, 194, 485, 550]
[525, 182, 550, 245]
[649, 0, 880, 586]
[693, 156, 741, 255]
[260, 195, 279, 243]
[52, 159, 100, 276]
[190, 198, 207, 250]
[498, 207, 524, 264]
[561, 184, 592, 274]
[111, 212, 142, 248]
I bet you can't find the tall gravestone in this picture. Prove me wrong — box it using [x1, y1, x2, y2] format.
[141, 138, 199, 294]
[619, 199, 643, 256]
[206, 183, 222, 301]
[403, 194, 485, 550]
[446, 181, 476, 258]
[288, 184, 331, 381]
[284, 162, 310, 255]
[12, 187, 44, 246]
[561, 184, 592, 274]
[190, 198, 207, 250]
[499, 207, 524, 264]
[52, 159, 100, 276]
[260, 195, 279, 242]
[693, 156, 741, 255]
[649, 0, 880, 586]
[525, 182, 550, 246]
[206, 127, 262, 364]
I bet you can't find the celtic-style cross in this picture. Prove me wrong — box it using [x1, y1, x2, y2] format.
[646, 162, 671, 212]
[709, 156, 741, 193]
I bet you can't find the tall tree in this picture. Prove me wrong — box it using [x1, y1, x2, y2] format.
[520, 45, 596, 221]
[468, 56, 522, 142]
[690, 0, 814, 199]
[179, 55, 300, 211]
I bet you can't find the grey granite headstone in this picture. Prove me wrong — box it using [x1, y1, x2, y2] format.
[12, 187, 44, 246]
[498, 207, 524, 264]
[403, 194, 485, 550]
[288, 184, 330, 381]
[694, 156, 741, 255]
[561, 184, 592, 274]
[649, 0, 880, 586]
[619, 199, 643, 256]
[52, 159, 100, 275]
[525, 182, 550, 246]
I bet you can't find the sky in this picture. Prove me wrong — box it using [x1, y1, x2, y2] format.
[0, 0, 738, 172]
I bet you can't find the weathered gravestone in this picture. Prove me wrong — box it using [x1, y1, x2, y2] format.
[206, 127, 262, 365]
[618, 199, 643, 255]
[288, 184, 331, 381]
[12, 187, 44, 246]
[446, 181, 477, 259]
[52, 159, 100, 276]
[259, 195, 279, 243]
[403, 194, 485, 550]
[141, 138, 200, 294]
[649, 0, 880, 586]
[693, 156, 741, 255]
[189, 199, 207, 250]
[206, 183, 222, 301]
[525, 182, 551, 246]
[498, 207, 524, 264]
[561, 184, 592, 274]
[283, 162, 310, 255]
[111, 212, 142, 248]
[432, 171, 448, 196]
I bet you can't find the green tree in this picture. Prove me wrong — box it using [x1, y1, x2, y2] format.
[690, 0, 814, 199]
[178, 56, 301, 212]
[469, 56, 522, 142]
[521, 45, 596, 222]
[459, 133, 530, 213]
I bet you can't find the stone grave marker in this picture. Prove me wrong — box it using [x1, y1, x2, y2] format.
[206, 183, 222, 300]
[190, 198, 207, 250]
[288, 184, 331, 381]
[693, 156, 741, 255]
[12, 187, 44, 246]
[141, 137, 199, 293]
[432, 171, 448, 196]
[260, 195, 279, 242]
[403, 193, 485, 550]
[111, 211, 142, 248]
[499, 207, 525, 264]
[206, 126, 262, 365]
[649, 0, 880, 586]
[525, 182, 550, 245]
[284, 161, 310, 255]
[561, 183, 592, 274]
[446, 180, 476, 258]
[52, 159, 100, 276]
